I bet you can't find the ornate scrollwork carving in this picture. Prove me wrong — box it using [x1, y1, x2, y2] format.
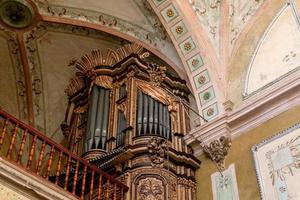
[66, 43, 144, 96]
[202, 136, 232, 171]
[147, 64, 166, 86]
[94, 75, 113, 89]
[65, 77, 85, 97]
[137, 177, 164, 200]
[137, 82, 172, 105]
[147, 137, 167, 167]
[60, 122, 71, 138]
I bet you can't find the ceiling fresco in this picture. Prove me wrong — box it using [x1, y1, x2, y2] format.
[32, 0, 183, 68]
[0, 27, 26, 120]
[229, 0, 267, 52]
[189, 0, 221, 57]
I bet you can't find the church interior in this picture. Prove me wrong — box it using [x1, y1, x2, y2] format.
[0, 0, 300, 199]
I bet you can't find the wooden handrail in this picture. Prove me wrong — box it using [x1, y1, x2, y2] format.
[0, 108, 128, 199]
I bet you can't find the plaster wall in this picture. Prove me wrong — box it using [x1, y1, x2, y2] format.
[196, 103, 300, 200]
[0, 35, 19, 118]
[228, 0, 285, 108]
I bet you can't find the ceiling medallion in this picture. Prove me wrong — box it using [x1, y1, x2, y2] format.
[207, 107, 214, 116]
[192, 59, 199, 67]
[166, 9, 174, 17]
[203, 92, 211, 100]
[0, 0, 34, 28]
[184, 42, 192, 51]
[175, 26, 183, 34]
[198, 75, 206, 84]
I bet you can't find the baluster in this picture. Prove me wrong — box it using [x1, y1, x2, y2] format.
[0, 119, 9, 146]
[105, 179, 110, 200]
[113, 183, 117, 200]
[98, 175, 103, 200]
[7, 125, 19, 158]
[120, 188, 124, 200]
[80, 165, 87, 198]
[64, 156, 72, 190]
[17, 129, 28, 164]
[45, 145, 55, 179]
[72, 161, 80, 194]
[26, 135, 37, 169]
[89, 170, 95, 200]
[55, 151, 63, 185]
[36, 141, 46, 174]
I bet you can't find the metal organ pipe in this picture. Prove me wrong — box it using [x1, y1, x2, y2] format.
[95, 88, 105, 149]
[137, 90, 143, 135]
[101, 90, 110, 149]
[84, 86, 110, 153]
[136, 91, 171, 140]
[85, 86, 99, 152]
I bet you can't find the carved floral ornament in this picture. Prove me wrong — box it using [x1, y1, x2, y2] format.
[202, 136, 232, 171]
[137, 177, 164, 200]
[147, 64, 167, 86]
[147, 137, 168, 167]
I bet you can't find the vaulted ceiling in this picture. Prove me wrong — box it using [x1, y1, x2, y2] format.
[0, 0, 299, 142]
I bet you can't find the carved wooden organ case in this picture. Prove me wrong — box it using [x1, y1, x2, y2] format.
[62, 43, 201, 200]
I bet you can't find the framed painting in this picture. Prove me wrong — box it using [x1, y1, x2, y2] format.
[252, 124, 300, 200]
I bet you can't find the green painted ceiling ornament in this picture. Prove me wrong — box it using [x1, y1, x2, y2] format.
[0, 0, 34, 28]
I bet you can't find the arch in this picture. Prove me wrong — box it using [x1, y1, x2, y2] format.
[244, 1, 300, 96]
[227, 1, 286, 108]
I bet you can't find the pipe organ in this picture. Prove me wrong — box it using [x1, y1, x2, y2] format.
[62, 43, 201, 200]
[85, 86, 110, 152]
[136, 90, 171, 139]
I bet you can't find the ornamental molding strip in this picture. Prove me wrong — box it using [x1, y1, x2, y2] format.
[186, 74, 300, 156]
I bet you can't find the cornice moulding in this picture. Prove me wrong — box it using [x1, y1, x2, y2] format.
[0, 157, 77, 200]
[186, 73, 300, 157]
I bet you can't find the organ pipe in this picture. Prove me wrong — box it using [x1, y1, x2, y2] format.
[84, 86, 110, 153]
[136, 91, 171, 139]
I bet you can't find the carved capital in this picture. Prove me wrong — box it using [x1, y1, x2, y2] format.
[223, 100, 234, 112]
[202, 136, 232, 171]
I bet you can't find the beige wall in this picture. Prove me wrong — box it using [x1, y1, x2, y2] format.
[228, 0, 285, 108]
[196, 103, 300, 200]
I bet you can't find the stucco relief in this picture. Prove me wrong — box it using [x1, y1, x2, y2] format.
[189, 0, 220, 56]
[230, 0, 266, 50]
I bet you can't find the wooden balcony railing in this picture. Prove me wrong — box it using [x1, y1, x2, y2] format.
[0, 108, 128, 200]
